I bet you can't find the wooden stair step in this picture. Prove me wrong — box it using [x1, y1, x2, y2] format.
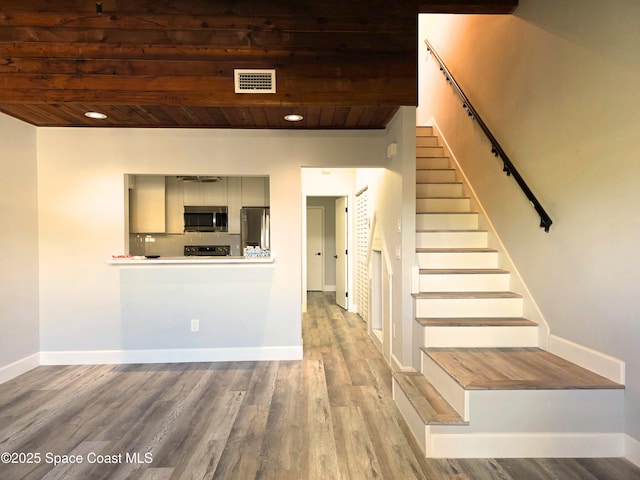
[416, 229, 488, 233]
[413, 291, 522, 299]
[392, 372, 467, 425]
[416, 247, 497, 252]
[416, 195, 470, 199]
[421, 347, 624, 390]
[419, 268, 508, 274]
[416, 317, 537, 327]
[416, 247, 497, 253]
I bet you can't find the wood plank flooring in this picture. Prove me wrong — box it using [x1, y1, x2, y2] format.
[0, 292, 638, 479]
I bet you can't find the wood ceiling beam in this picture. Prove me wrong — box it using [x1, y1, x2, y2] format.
[0, 86, 417, 107]
[0, 12, 412, 32]
[418, 1, 518, 14]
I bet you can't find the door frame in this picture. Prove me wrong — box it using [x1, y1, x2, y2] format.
[302, 194, 352, 313]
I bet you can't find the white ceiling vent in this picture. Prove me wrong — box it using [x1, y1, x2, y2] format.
[234, 69, 276, 93]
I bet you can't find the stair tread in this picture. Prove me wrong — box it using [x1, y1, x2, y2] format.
[416, 182, 463, 185]
[416, 211, 478, 215]
[416, 317, 537, 327]
[413, 291, 522, 299]
[419, 268, 508, 274]
[420, 347, 624, 390]
[416, 196, 470, 200]
[417, 229, 487, 233]
[392, 372, 467, 425]
[416, 247, 497, 253]
[417, 168, 455, 171]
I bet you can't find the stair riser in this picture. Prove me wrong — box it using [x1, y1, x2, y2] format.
[419, 273, 510, 292]
[428, 389, 624, 444]
[421, 325, 539, 348]
[417, 183, 463, 197]
[417, 170, 457, 183]
[417, 126, 434, 136]
[416, 198, 471, 213]
[417, 146, 445, 157]
[415, 297, 523, 318]
[417, 157, 450, 169]
[416, 136, 440, 147]
[416, 251, 498, 269]
[416, 231, 488, 249]
[416, 213, 479, 230]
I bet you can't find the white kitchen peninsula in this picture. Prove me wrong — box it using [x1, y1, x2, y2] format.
[108, 256, 274, 265]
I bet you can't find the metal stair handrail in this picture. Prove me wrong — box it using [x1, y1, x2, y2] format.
[425, 39, 553, 232]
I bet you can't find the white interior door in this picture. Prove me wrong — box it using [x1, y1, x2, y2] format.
[335, 197, 348, 309]
[307, 206, 324, 291]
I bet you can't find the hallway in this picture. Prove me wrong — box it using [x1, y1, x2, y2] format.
[0, 292, 638, 479]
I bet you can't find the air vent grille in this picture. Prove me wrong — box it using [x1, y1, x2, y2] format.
[234, 69, 276, 93]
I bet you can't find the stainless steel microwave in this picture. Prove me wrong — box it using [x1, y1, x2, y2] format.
[183, 206, 228, 232]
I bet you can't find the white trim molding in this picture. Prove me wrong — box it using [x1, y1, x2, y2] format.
[40, 346, 303, 365]
[548, 334, 625, 384]
[427, 432, 625, 458]
[0, 353, 40, 385]
[625, 434, 640, 468]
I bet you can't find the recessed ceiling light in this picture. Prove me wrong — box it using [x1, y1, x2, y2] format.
[284, 114, 304, 122]
[84, 111, 108, 119]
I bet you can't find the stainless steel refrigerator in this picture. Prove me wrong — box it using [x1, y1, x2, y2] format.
[241, 207, 270, 250]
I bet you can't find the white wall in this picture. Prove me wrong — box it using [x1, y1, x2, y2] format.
[0, 113, 39, 379]
[418, 0, 640, 440]
[36, 128, 388, 360]
[355, 107, 417, 368]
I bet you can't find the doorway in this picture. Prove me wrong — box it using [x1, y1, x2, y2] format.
[305, 196, 348, 310]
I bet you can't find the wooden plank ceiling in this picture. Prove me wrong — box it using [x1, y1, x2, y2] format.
[0, 1, 517, 129]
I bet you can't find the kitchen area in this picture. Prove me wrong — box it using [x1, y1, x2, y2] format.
[124, 174, 270, 261]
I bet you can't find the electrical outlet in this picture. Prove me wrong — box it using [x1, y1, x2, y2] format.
[190, 319, 200, 332]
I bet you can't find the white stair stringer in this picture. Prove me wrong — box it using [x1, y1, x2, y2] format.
[392, 126, 626, 459]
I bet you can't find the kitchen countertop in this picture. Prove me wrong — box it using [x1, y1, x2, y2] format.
[107, 256, 274, 265]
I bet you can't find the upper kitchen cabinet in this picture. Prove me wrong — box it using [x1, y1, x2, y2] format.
[183, 176, 228, 206]
[165, 176, 184, 234]
[241, 177, 270, 207]
[129, 175, 166, 233]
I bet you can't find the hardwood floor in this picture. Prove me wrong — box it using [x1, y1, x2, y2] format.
[1, 292, 639, 479]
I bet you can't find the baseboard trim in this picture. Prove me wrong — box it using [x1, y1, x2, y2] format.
[548, 334, 625, 384]
[626, 434, 640, 468]
[40, 346, 303, 365]
[0, 353, 40, 384]
[391, 353, 415, 373]
[428, 431, 625, 458]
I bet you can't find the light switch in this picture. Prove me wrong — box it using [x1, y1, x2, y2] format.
[395, 245, 401, 259]
[397, 218, 402, 233]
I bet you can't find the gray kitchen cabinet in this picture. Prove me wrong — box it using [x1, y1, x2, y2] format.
[227, 177, 242, 234]
[183, 177, 228, 206]
[165, 176, 184, 233]
[241, 176, 269, 207]
[129, 175, 166, 233]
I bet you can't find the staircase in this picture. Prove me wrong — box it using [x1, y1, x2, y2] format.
[392, 126, 625, 458]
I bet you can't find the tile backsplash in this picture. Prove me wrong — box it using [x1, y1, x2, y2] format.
[129, 232, 241, 257]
